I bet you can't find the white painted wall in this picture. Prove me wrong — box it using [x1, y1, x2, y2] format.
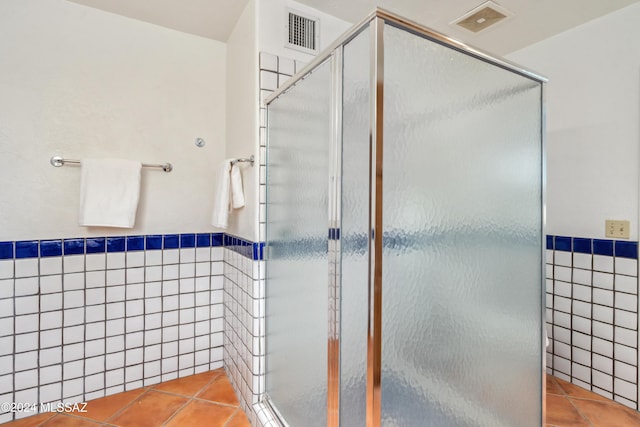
[0, 0, 226, 241]
[224, 0, 259, 241]
[507, 3, 640, 240]
[258, 0, 351, 64]
[223, 0, 349, 242]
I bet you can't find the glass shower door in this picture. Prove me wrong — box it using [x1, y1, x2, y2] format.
[265, 59, 333, 426]
[379, 23, 543, 426]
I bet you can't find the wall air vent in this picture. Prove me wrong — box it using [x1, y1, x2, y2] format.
[286, 9, 319, 54]
[452, 1, 513, 33]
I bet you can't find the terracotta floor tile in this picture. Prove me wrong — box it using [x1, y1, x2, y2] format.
[554, 377, 610, 402]
[152, 371, 221, 397]
[1, 412, 56, 427]
[106, 391, 188, 427]
[546, 375, 565, 396]
[196, 375, 240, 406]
[40, 415, 101, 426]
[80, 388, 148, 422]
[226, 409, 252, 427]
[571, 397, 640, 427]
[545, 393, 590, 427]
[164, 400, 236, 427]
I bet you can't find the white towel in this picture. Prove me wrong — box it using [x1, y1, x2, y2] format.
[231, 163, 245, 209]
[212, 160, 245, 228]
[78, 158, 142, 228]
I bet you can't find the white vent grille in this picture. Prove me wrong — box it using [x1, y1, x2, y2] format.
[286, 10, 319, 54]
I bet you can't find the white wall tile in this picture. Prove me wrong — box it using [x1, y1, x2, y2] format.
[615, 360, 637, 383]
[572, 253, 591, 270]
[279, 58, 295, 75]
[85, 254, 106, 271]
[126, 251, 145, 268]
[593, 321, 613, 340]
[106, 253, 125, 270]
[554, 280, 571, 298]
[572, 268, 591, 286]
[572, 331, 591, 350]
[15, 258, 39, 277]
[594, 255, 614, 273]
[260, 52, 277, 72]
[615, 309, 637, 330]
[615, 257, 638, 276]
[163, 250, 179, 265]
[126, 267, 145, 284]
[593, 288, 614, 306]
[40, 257, 62, 276]
[15, 277, 38, 297]
[85, 271, 105, 288]
[145, 251, 162, 266]
[0, 260, 13, 280]
[572, 283, 591, 302]
[593, 305, 613, 323]
[615, 326, 637, 348]
[106, 269, 125, 286]
[555, 251, 572, 267]
[614, 343, 637, 366]
[64, 255, 84, 273]
[554, 296, 571, 313]
[593, 337, 613, 358]
[614, 377, 637, 400]
[615, 274, 637, 294]
[615, 292, 637, 312]
[592, 370, 613, 391]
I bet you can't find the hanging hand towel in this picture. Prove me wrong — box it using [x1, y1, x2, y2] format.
[78, 158, 142, 228]
[230, 163, 245, 209]
[212, 160, 246, 229]
[212, 160, 233, 228]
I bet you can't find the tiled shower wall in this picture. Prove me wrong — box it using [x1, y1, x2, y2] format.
[223, 51, 304, 426]
[546, 235, 639, 409]
[0, 233, 225, 423]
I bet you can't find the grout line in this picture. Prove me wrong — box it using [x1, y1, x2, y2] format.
[565, 396, 596, 427]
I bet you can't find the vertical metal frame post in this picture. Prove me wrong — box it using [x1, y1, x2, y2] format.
[366, 17, 384, 427]
[327, 48, 344, 427]
[540, 82, 548, 427]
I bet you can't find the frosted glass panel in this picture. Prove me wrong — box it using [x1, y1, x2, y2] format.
[381, 24, 543, 427]
[265, 60, 332, 426]
[340, 28, 370, 426]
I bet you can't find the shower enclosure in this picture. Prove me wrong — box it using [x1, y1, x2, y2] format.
[264, 10, 545, 427]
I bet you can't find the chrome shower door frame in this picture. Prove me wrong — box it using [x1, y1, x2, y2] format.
[264, 8, 547, 427]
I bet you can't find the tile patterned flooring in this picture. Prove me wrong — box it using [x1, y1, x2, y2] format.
[2, 369, 249, 427]
[5, 371, 640, 426]
[546, 374, 640, 426]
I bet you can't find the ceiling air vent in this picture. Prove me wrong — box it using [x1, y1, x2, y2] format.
[452, 1, 513, 33]
[286, 9, 319, 54]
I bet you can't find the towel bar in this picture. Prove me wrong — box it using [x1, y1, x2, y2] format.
[50, 156, 173, 172]
[231, 155, 255, 167]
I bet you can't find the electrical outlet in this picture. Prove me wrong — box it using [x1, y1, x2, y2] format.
[605, 220, 630, 239]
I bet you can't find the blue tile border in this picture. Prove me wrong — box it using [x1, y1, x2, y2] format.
[615, 241, 638, 259]
[0, 242, 14, 259]
[145, 235, 163, 250]
[40, 240, 63, 257]
[64, 239, 84, 256]
[554, 236, 572, 252]
[86, 237, 106, 254]
[126, 236, 144, 251]
[163, 234, 179, 250]
[548, 235, 637, 259]
[2, 233, 636, 262]
[0, 232, 263, 261]
[16, 241, 38, 258]
[107, 237, 126, 253]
